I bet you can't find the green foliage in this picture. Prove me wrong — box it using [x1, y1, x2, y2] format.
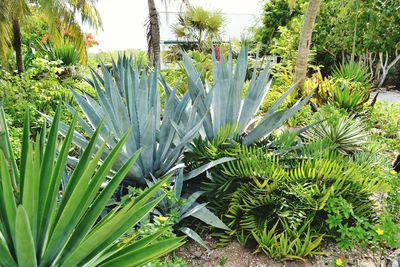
[311, 72, 372, 112]
[255, 0, 302, 50]
[87, 49, 148, 69]
[219, 256, 228, 266]
[325, 197, 400, 250]
[0, 106, 184, 266]
[172, 6, 225, 50]
[195, 133, 387, 259]
[332, 62, 372, 88]
[144, 257, 188, 267]
[302, 115, 368, 155]
[41, 42, 79, 66]
[0, 64, 91, 155]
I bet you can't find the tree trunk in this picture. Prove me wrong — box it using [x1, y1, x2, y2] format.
[376, 51, 400, 89]
[147, 0, 160, 67]
[293, 0, 321, 89]
[12, 18, 24, 73]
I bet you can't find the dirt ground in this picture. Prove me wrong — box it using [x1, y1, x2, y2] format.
[176, 236, 400, 267]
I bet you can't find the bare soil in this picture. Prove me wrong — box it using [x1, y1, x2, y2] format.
[176, 236, 400, 267]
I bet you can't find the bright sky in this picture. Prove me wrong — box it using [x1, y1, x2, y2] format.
[85, 0, 262, 53]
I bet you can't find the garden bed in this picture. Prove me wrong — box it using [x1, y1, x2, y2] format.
[176, 237, 400, 267]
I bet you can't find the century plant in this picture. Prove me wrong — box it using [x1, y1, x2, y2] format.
[55, 55, 231, 242]
[0, 106, 184, 266]
[179, 44, 313, 145]
[56, 55, 230, 184]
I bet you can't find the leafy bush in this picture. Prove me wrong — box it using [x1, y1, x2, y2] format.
[0, 64, 91, 155]
[191, 132, 389, 259]
[0, 106, 184, 266]
[309, 72, 372, 112]
[42, 42, 79, 66]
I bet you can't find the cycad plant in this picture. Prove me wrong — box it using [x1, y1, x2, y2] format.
[0, 106, 184, 266]
[208, 142, 385, 260]
[180, 45, 313, 145]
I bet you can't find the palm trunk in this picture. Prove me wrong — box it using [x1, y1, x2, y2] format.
[12, 18, 24, 74]
[293, 0, 321, 89]
[147, 0, 160, 67]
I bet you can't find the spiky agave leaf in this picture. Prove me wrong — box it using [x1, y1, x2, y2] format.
[60, 55, 207, 183]
[179, 44, 314, 145]
[0, 106, 184, 266]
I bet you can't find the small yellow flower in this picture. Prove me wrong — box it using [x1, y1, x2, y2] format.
[157, 215, 168, 222]
[390, 170, 397, 175]
[376, 228, 384, 235]
[162, 182, 168, 188]
[335, 258, 343, 266]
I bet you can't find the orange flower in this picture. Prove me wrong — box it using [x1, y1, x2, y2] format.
[42, 34, 49, 43]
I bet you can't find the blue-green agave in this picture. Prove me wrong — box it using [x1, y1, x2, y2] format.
[180, 45, 314, 145]
[52, 56, 230, 242]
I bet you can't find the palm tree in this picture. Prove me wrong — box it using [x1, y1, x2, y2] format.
[0, 0, 102, 73]
[0, 0, 29, 73]
[147, 0, 190, 67]
[293, 0, 321, 88]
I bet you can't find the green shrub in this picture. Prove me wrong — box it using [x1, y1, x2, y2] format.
[302, 115, 368, 155]
[188, 131, 390, 259]
[332, 61, 372, 89]
[0, 106, 184, 266]
[0, 65, 89, 155]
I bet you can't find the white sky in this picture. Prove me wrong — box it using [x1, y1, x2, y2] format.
[85, 0, 263, 53]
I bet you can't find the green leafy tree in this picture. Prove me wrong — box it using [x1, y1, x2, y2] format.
[0, 0, 101, 73]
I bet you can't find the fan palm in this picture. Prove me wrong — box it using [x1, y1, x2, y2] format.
[172, 6, 225, 51]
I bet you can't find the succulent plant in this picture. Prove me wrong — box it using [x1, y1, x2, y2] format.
[179, 45, 313, 145]
[0, 106, 184, 266]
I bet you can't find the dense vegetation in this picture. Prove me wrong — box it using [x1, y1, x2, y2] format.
[0, 0, 399, 266]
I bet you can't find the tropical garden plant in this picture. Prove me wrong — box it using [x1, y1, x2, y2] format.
[49, 55, 231, 245]
[0, 105, 184, 266]
[180, 45, 314, 145]
[172, 5, 225, 51]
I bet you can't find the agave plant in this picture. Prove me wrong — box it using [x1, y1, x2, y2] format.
[55, 55, 228, 184]
[178, 45, 313, 145]
[53, 56, 231, 243]
[149, 169, 229, 248]
[0, 106, 184, 266]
